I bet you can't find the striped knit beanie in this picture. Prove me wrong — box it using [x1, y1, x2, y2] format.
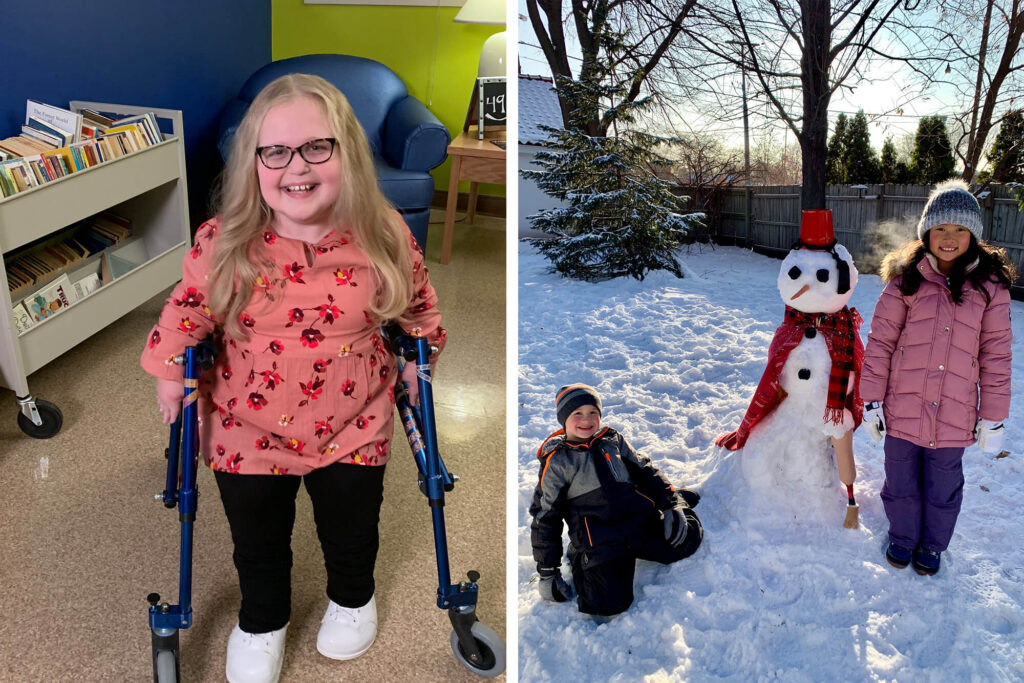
[917, 179, 983, 242]
[556, 383, 602, 426]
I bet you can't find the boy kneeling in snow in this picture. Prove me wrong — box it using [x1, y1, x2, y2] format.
[529, 384, 703, 616]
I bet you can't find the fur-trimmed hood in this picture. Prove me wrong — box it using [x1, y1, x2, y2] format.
[878, 243, 978, 283]
[879, 248, 915, 282]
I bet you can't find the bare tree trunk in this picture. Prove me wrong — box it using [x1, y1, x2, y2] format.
[961, 0, 994, 181]
[800, 1, 832, 209]
[525, 0, 697, 136]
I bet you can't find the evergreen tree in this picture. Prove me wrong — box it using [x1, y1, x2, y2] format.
[987, 110, 1024, 183]
[521, 27, 703, 281]
[881, 136, 898, 184]
[895, 161, 914, 184]
[843, 111, 881, 183]
[825, 114, 849, 184]
[911, 115, 956, 183]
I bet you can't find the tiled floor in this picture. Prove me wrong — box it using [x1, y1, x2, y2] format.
[0, 210, 505, 681]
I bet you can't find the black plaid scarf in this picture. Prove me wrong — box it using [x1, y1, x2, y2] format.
[783, 305, 863, 425]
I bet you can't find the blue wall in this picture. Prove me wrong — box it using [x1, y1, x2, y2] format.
[0, 2, 272, 229]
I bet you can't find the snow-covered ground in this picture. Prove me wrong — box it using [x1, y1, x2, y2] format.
[517, 242, 1024, 681]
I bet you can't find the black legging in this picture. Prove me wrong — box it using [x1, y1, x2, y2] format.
[214, 461, 386, 633]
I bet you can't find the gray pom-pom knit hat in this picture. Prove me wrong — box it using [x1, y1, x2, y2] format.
[917, 179, 983, 242]
[556, 383, 602, 426]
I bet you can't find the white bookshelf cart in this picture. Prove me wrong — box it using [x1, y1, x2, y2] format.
[0, 102, 190, 437]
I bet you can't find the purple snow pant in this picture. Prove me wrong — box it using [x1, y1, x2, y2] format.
[881, 435, 966, 553]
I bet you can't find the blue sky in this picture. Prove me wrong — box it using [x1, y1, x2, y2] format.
[516, 1, 966, 151]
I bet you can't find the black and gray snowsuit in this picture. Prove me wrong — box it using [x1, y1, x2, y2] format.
[529, 426, 702, 615]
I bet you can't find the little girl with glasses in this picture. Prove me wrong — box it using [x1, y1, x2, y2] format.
[140, 73, 446, 683]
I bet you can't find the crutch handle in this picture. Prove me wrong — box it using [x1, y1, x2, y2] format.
[381, 323, 418, 361]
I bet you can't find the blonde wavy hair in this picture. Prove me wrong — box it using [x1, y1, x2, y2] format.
[209, 73, 413, 340]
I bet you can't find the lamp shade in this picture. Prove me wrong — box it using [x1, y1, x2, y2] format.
[453, 0, 505, 26]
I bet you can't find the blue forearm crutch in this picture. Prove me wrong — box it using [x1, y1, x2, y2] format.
[384, 324, 505, 677]
[147, 338, 216, 682]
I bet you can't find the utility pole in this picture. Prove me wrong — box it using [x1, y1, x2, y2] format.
[741, 57, 751, 246]
[727, 40, 757, 247]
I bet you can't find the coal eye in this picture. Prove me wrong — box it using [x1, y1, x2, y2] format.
[788, 266, 801, 280]
[798, 369, 811, 380]
[816, 269, 829, 282]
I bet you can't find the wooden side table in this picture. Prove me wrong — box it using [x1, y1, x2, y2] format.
[441, 128, 506, 264]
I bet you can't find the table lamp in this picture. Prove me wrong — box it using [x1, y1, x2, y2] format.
[454, 0, 506, 78]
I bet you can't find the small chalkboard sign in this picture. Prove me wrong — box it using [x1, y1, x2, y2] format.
[464, 76, 506, 139]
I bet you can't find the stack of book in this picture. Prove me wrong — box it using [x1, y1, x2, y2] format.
[12, 273, 78, 332]
[0, 100, 163, 198]
[5, 210, 131, 328]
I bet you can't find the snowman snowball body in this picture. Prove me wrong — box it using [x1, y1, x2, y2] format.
[717, 210, 864, 512]
[742, 245, 859, 495]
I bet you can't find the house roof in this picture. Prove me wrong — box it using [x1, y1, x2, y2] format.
[519, 74, 563, 145]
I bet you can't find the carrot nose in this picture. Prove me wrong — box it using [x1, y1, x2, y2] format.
[791, 284, 810, 300]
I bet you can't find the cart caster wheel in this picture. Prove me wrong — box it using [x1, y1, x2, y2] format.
[17, 399, 63, 438]
[154, 648, 179, 683]
[450, 621, 505, 677]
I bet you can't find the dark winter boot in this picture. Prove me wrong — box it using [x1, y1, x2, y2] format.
[913, 548, 941, 576]
[885, 542, 913, 569]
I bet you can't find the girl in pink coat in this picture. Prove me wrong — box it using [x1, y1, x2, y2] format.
[140, 74, 445, 683]
[860, 179, 1015, 577]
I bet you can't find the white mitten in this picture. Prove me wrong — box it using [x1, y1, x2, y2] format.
[975, 419, 1004, 454]
[863, 401, 885, 443]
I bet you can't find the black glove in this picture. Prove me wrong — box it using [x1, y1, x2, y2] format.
[662, 506, 689, 547]
[537, 567, 574, 602]
[678, 488, 700, 509]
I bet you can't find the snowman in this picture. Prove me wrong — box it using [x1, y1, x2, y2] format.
[716, 210, 864, 528]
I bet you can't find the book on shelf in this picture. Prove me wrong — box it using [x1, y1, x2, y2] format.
[4, 209, 129, 299]
[113, 112, 163, 145]
[72, 272, 102, 299]
[11, 301, 34, 334]
[25, 116, 73, 146]
[25, 100, 81, 145]
[42, 147, 74, 175]
[20, 125, 62, 149]
[6, 261, 35, 299]
[22, 273, 76, 323]
[0, 159, 24, 197]
[80, 108, 117, 128]
[0, 135, 52, 158]
[23, 155, 49, 185]
[0, 105, 166, 199]
[0, 159, 36, 195]
[104, 123, 150, 153]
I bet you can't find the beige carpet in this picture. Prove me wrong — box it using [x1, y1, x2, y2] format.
[0, 210, 506, 682]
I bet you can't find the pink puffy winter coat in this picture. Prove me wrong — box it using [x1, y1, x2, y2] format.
[860, 253, 1012, 449]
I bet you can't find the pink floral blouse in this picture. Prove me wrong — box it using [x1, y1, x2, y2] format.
[140, 216, 446, 475]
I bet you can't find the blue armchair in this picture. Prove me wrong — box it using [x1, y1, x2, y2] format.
[217, 54, 451, 249]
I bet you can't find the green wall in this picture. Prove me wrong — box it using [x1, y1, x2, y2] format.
[272, 0, 504, 198]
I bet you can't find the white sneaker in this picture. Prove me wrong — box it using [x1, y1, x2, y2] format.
[225, 622, 287, 683]
[316, 595, 377, 660]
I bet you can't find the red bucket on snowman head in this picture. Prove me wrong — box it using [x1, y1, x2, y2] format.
[794, 209, 851, 294]
[797, 210, 835, 250]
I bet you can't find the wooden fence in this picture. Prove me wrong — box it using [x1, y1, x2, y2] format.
[674, 183, 1024, 295]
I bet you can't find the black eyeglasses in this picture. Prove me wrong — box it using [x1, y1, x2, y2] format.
[255, 138, 337, 169]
